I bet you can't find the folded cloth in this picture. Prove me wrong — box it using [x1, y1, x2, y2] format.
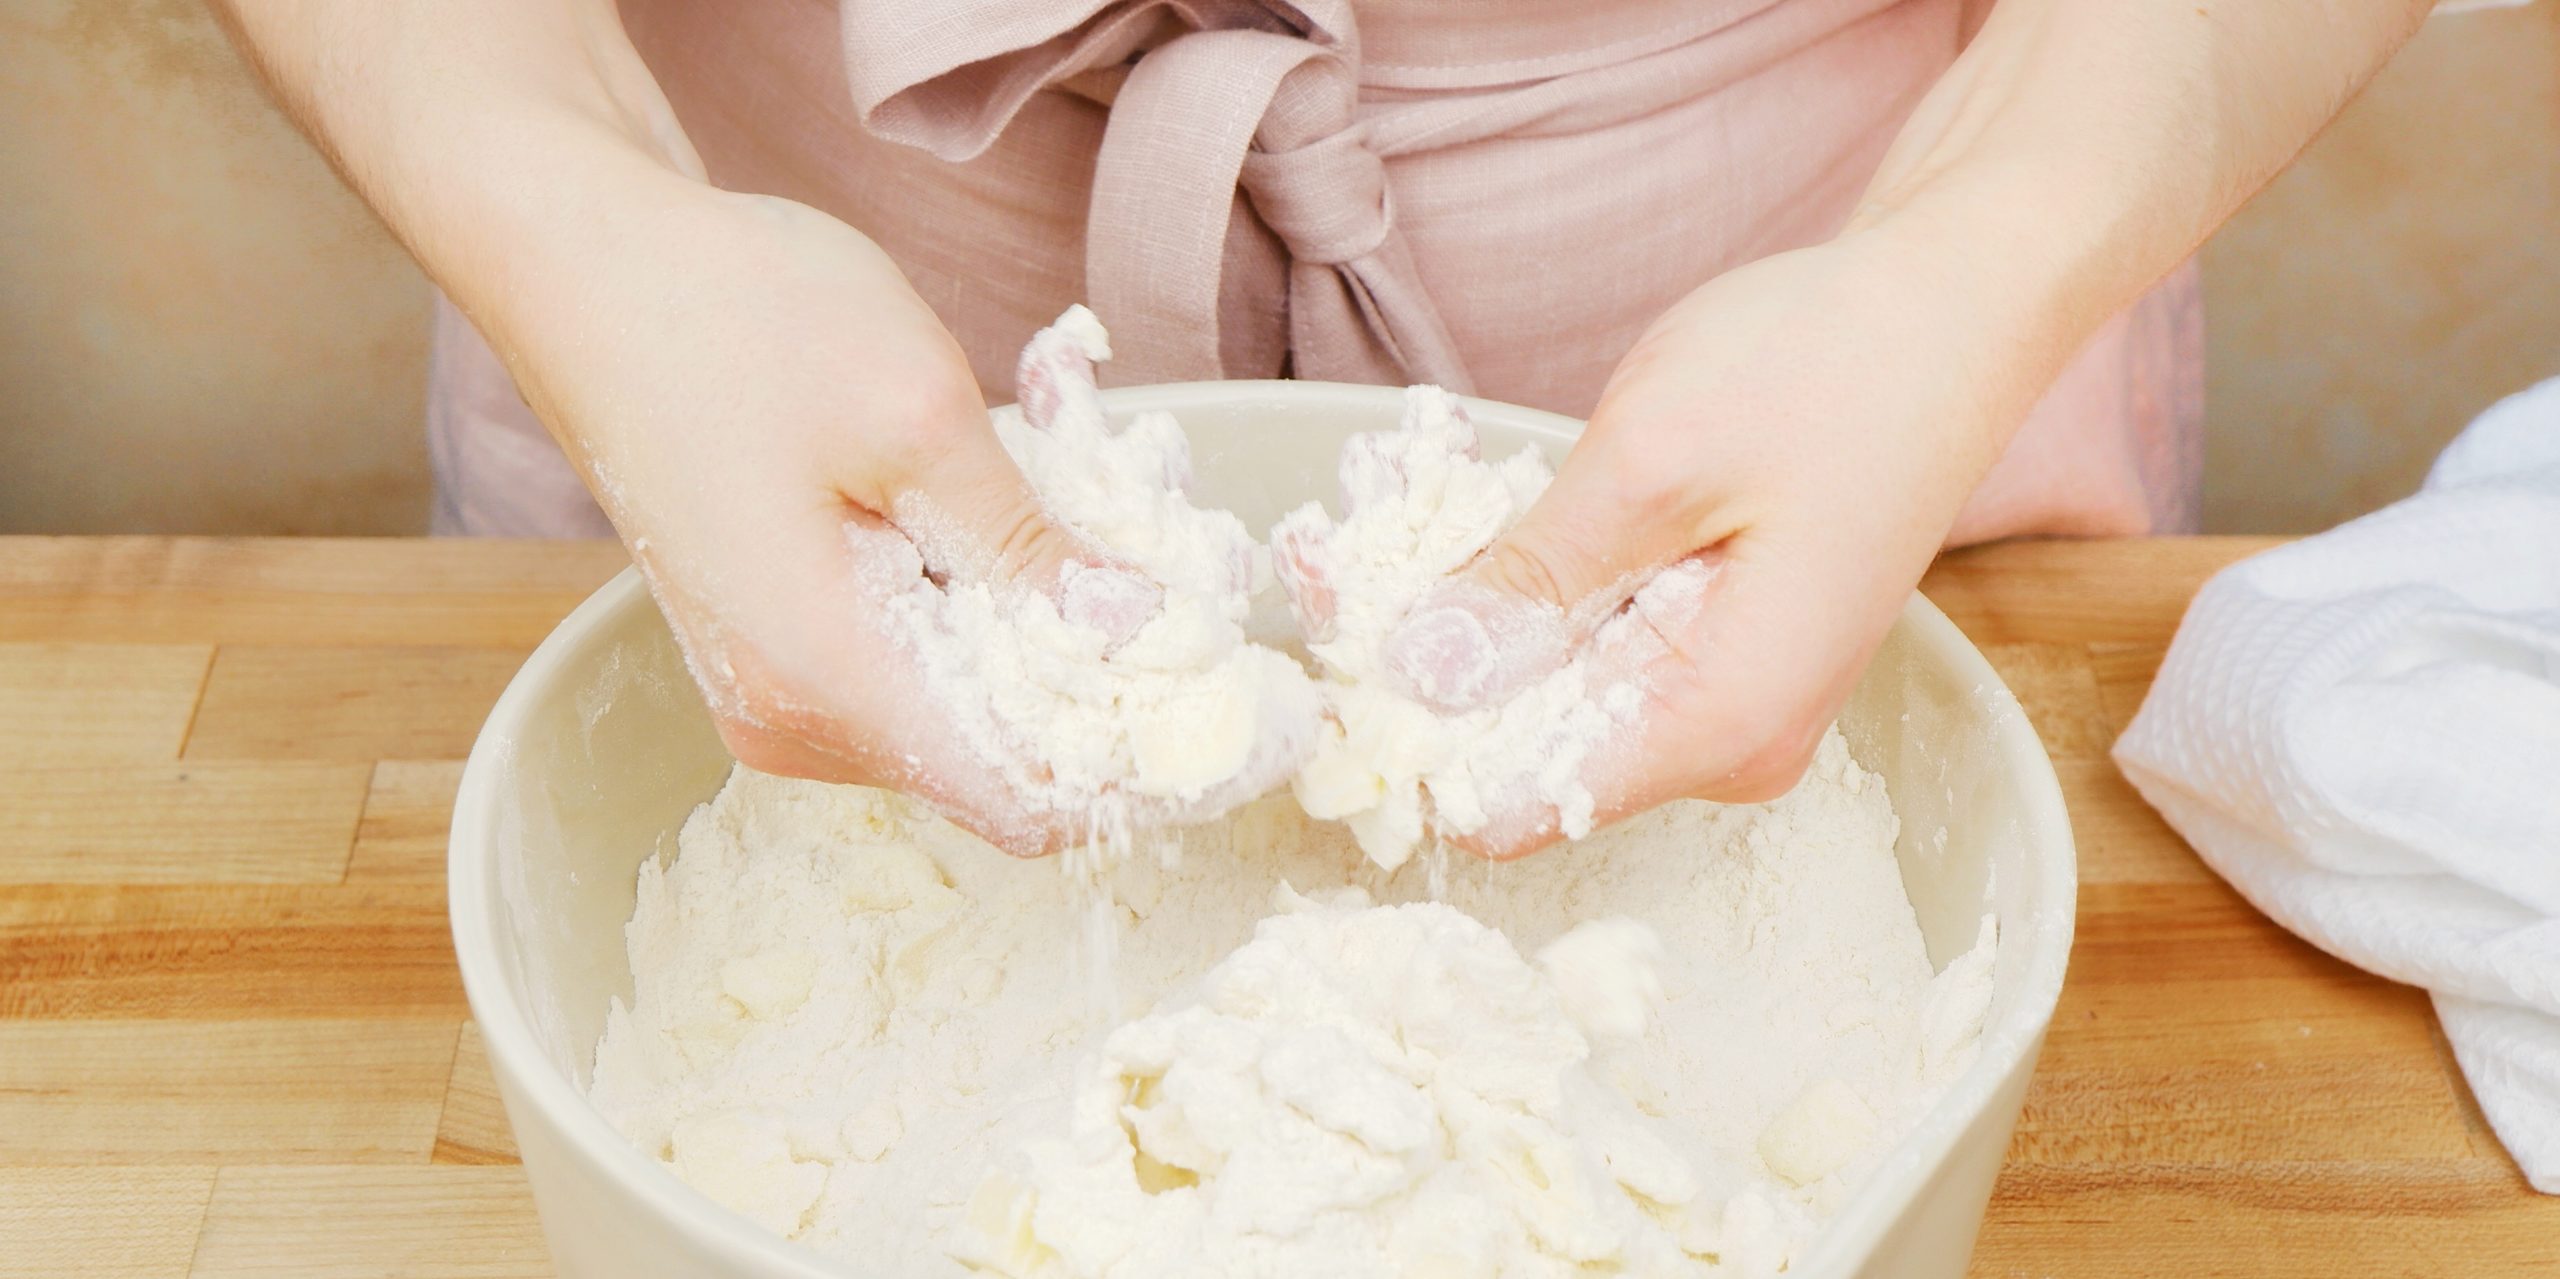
[2115, 377, 2560, 1194]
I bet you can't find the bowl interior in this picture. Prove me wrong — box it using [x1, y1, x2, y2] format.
[452, 381, 2075, 1273]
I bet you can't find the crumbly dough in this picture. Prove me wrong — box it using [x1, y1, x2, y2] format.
[588, 732, 1996, 1278]
[958, 898, 1702, 1279]
[1273, 386, 1711, 869]
[858, 307, 1320, 841]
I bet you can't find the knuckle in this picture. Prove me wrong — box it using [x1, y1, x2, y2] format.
[865, 362, 984, 479]
[989, 506, 1070, 584]
[1594, 438, 1695, 532]
[1479, 538, 1577, 610]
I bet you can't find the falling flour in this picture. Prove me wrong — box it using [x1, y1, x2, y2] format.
[588, 733, 1996, 1277]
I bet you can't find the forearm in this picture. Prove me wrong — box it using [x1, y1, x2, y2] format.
[1846, 0, 2431, 417]
[208, 0, 701, 322]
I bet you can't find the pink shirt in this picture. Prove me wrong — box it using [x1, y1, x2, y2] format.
[429, 0, 2200, 540]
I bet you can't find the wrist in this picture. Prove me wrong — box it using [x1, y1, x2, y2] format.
[1829, 6, 2210, 412]
[1815, 208, 2089, 465]
[415, 125, 706, 327]
[1850, 158, 2173, 347]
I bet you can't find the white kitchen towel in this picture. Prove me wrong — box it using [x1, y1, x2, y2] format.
[2115, 376, 2560, 1194]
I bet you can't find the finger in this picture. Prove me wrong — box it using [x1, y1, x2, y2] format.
[1429, 555, 1728, 861]
[1381, 575, 1570, 711]
[876, 311, 1163, 647]
[689, 513, 1090, 856]
[1013, 304, 1110, 436]
[1580, 536, 1875, 825]
[795, 512, 1300, 857]
[1270, 503, 1338, 643]
[1055, 560, 1164, 649]
[885, 419, 1088, 596]
[1381, 431, 1722, 712]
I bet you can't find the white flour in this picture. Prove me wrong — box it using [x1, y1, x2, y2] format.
[858, 307, 1320, 844]
[959, 899, 1704, 1278]
[589, 731, 1997, 1277]
[1274, 387, 1710, 869]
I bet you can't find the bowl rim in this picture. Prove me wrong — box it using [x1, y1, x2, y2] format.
[450, 379, 2077, 1276]
[452, 570, 845, 1279]
[1799, 587, 2078, 1268]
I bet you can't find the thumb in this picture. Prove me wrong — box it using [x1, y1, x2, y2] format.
[895, 447, 1163, 649]
[1384, 459, 1704, 711]
[883, 313, 1162, 647]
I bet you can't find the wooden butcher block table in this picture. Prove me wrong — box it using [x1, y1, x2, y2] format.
[2, 535, 2553, 1278]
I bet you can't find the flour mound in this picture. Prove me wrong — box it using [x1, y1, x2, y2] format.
[1274, 387, 1643, 868]
[960, 901, 1709, 1279]
[865, 307, 1320, 839]
[589, 731, 1999, 1278]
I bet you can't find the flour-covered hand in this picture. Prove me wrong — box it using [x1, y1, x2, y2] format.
[1383, 235, 2039, 857]
[206, 1, 1239, 854]
[489, 174, 1149, 854]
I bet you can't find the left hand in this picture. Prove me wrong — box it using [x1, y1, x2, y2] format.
[1375, 0, 2437, 859]
[1387, 227, 2050, 856]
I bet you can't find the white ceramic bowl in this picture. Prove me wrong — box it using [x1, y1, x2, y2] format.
[450, 382, 2076, 1279]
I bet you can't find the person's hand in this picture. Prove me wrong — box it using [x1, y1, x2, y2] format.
[481, 167, 1141, 855]
[1382, 229, 2052, 857]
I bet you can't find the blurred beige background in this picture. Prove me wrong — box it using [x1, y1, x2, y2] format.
[1, 0, 431, 534]
[3, 0, 2554, 536]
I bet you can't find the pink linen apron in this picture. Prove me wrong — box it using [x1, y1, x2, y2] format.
[427, 0, 2201, 541]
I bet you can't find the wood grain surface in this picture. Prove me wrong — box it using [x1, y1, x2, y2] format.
[1, 536, 2551, 1277]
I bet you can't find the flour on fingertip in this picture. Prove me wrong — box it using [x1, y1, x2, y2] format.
[865, 308, 1321, 857]
[1276, 385, 1678, 868]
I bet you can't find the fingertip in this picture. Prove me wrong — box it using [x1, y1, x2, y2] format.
[1271, 504, 1339, 641]
[1382, 600, 1500, 709]
[1058, 560, 1163, 650]
[1012, 306, 1110, 434]
[1381, 576, 1569, 711]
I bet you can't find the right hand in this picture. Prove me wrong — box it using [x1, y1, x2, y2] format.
[476, 167, 1127, 855]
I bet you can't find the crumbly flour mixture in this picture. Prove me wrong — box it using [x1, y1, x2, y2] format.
[586, 309, 1997, 1276]
[856, 307, 1319, 842]
[589, 734, 1995, 1277]
[959, 897, 1701, 1278]
[1274, 387, 1713, 869]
